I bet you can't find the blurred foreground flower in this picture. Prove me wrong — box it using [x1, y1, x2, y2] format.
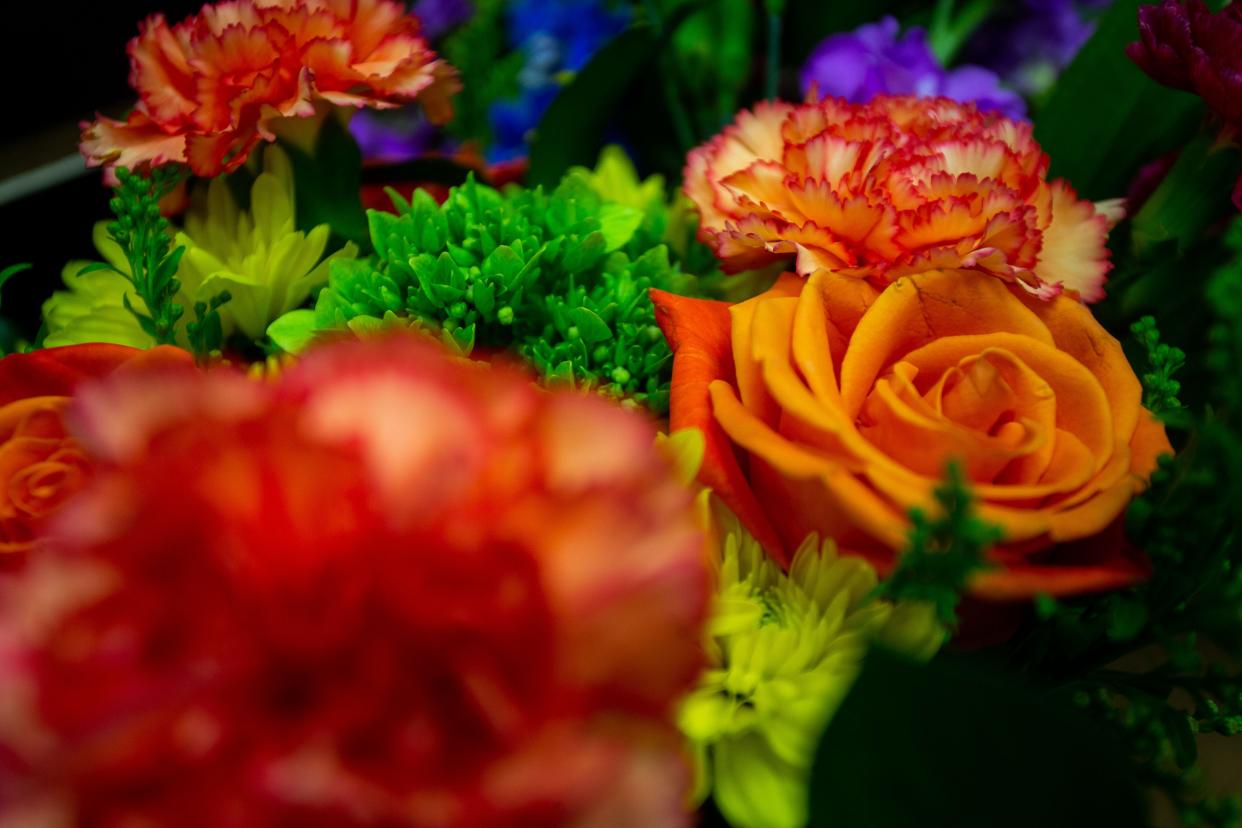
[800, 17, 1025, 120]
[685, 96, 1118, 301]
[80, 0, 460, 176]
[0, 336, 707, 826]
[0, 345, 190, 562]
[680, 499, 943, 828]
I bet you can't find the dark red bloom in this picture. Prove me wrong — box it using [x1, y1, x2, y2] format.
[1127, 1, 1242, 131]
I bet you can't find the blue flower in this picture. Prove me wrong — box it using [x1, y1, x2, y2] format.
[487, 0, 630, 162]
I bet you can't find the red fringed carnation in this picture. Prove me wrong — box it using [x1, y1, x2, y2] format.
[0, 337, 707, 827]
[81, 0, 460, 176]
[685, 96, 1118, 301]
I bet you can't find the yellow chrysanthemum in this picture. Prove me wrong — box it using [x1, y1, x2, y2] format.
[175, 145, 357, 340]
[44, 145, 356, 348]
[680, 497, 945, 828]
[573, 145, 667, 215]
[43, 222, 156, 349]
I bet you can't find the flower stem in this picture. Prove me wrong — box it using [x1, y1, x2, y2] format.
[765, 8, 782, 100]
[929, 0, 996, 66]
[642, 0, 697, 150]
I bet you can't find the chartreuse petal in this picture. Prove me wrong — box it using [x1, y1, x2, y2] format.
[681, 498, 947, 828]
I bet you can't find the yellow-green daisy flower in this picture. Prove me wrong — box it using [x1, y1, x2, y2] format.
[44, 145, 356, 349]
[680, 500, 946, 828]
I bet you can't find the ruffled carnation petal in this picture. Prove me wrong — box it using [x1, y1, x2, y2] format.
[685, 96, 1117, 302]
[81, 0, 460, 175]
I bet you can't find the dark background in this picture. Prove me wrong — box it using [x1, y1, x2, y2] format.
[0, 2, 203, 339]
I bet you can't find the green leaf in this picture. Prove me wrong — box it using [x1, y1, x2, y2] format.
[1164, 710, 1199, 771]
[597, 203, 645, 252]
[570, 306, 612, 343]
[0, 263, 31, 312]
[1131, 128, 1242, 255]
[359, 157, 475, 189]
[1105, 596, 1149, 642]
[281, 115, 369, 249]
[1034, 0, 1204, 200]
[783, 0, 900, 69]
[808, 650, 1147, 828]
[528, 26, 662, 188]
[561, 232, 607, 274]
[73, 262, 119, 277]
[266, 309, 320, 355]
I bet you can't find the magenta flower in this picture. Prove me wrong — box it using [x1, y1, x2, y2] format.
[1127, 0, 1242, 132]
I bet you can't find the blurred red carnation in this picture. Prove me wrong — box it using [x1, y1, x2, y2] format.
[0, 337, 706, 827]
[0, 344, 191, 563]
[81, 0, 460, 176]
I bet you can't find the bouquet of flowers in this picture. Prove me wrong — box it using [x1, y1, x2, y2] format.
[2, 0, 1242, 825]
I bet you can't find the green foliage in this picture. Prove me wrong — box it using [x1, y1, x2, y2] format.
[528, 26, 662, 187]
[0, 265, 32, 355]
[310, 173, 694, 412]
[94, 167, 187, 346]
[0, 263, 31, 301]
[808, 649, 1146, 828]
[1071, 670, 1242, 828]
[1005, 219, 1242, 828]
[280, 115, 368, 248]
[1130, 129, 1242, 258]
[873, 462, 1004, 627]
[186, 290, 232, 365]
[1034, 0, 1203, 201]
[1131, 316, 1185, 415]
[440, 0, 523, 147]
[657, 0, 755, 132]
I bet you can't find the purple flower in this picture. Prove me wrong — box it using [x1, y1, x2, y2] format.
[800, 17, 1026, 120]
[961, 1, 1108, 97]
[349, 111, 444, 164]
[412, 0, 474, 40]
[347, 1, 473, 163]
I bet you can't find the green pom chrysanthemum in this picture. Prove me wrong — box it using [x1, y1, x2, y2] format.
[681, 501, 946, 828]
[273, 165, 696, 412]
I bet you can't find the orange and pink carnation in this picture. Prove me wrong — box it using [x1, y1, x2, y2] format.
[686, 96, 1120, 302]
[81, 0, 460, 177]
[0, 337, 707, 827]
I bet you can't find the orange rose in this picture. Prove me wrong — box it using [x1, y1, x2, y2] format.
[0, 344, 192, 559]
[652, 269, 1173, 599]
